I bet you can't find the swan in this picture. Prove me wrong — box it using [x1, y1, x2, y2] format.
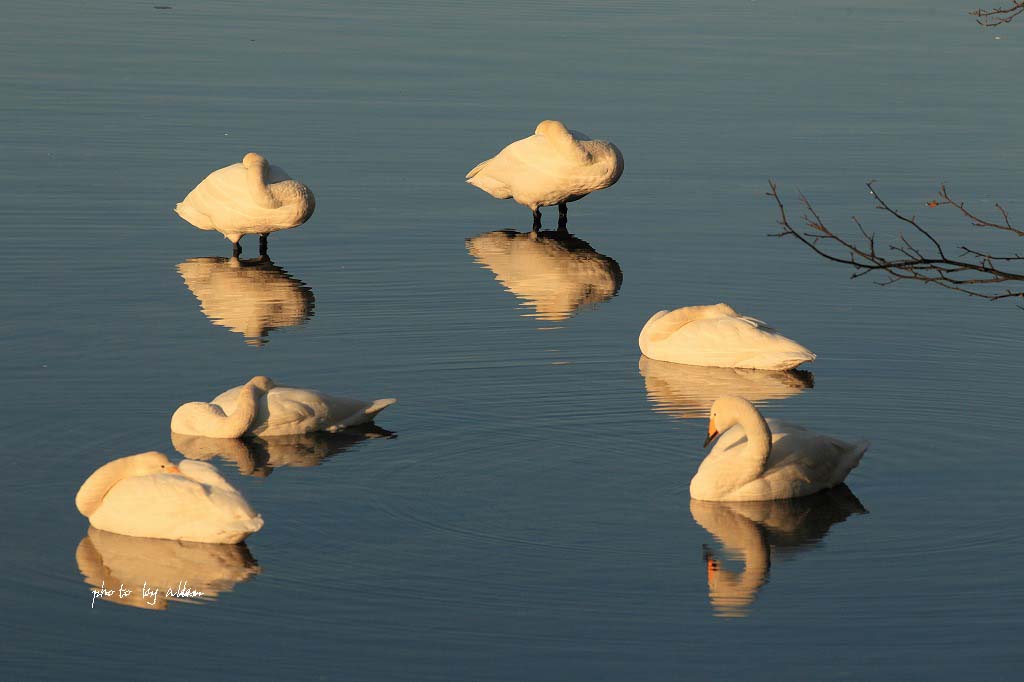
[692, 396, 868, 501]
[76, 527, 261, 610]
[691, 486, 867, 617]
[75, 452, 264, 544]
[466, 229, 622, 321]
[639, 303, 816, 370]
[638, 355, 812, 420]
[176, 255, 315, 346]
[175, 153, 315, 255]
[170, 375, 396, 438]
[172, 426, 395, 477]
[466, 120, 623, 229]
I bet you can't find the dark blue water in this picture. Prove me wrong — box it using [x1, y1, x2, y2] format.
[3, 1, 1022, 679]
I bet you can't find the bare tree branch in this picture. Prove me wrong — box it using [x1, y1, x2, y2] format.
[768, 180, 1024, 304]
[971, 2, 1024, 26]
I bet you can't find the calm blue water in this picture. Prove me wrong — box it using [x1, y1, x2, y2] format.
[2, 1, 1022, 679]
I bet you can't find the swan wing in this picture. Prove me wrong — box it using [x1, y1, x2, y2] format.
[757, 420, 869, 499]
[640, 306, 815, 370]
[87, 473, 263, 544]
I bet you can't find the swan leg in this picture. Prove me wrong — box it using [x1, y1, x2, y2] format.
[557, 202, 568, 230]
[232, 239, 242, 257]
[259, 234, 268, 256]
[531, 208, 542, 231]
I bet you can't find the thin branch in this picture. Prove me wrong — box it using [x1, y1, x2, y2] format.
[971, 2, 1024, 26]
[768, 180, 1024, 303]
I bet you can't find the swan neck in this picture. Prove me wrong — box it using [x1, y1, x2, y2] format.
[246, 159, 282, 209]
[735, 402, 772, 473]
[222, 383, 262, 437]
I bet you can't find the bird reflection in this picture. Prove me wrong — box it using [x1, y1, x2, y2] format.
[691, 486, 867, 618]
[171, 426, 395, 477]
[176, 255, 315, 346]
[75, 527, 260, 610]
[639, 355, 813, 419]
[466, 228, 622, 322]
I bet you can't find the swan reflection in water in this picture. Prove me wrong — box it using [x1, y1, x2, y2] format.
[172, 426, 395, 477]
[639, 355, 813, 419]
[177, 255, 315, 346]
[466, 229, 622, 322]
[75, 527, 260, 610]
[691, 485, 867, 618]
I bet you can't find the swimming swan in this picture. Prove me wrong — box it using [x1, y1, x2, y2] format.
[466, 229, 622, 321]
[639, 304, 815, 370]
[692, 396, 868, 501]
[75, 451, 264, 544]
[466, 120, 623, 229]
[170, 376, 396, 438]
[175, 153, 315, 255]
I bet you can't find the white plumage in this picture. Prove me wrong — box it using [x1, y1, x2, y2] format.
[691, 396, 868, 501]
[639, 303, 816, 370]
[175, 153, 315, 252]
[75, 452, 263, 544]
[171, 376, 396, 438]
[466, 120, 623, 227]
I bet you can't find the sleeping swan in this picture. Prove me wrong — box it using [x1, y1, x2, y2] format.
[175, 153, 315, 255]
[171, 375, 396, 438]
[639, 304, 815, 370]
[466, 120, 623, 229]
[75, 451, 263, 544]
[692, 396, 868, 501]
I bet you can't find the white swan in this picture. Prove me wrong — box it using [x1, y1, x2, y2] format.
[691, 487, 867, 617]
[76, 527, 261, 610]
[170, 376, 396, 438]
[466, 229, 622, 321]
[639, 303, 816, 370]
[175, 153, 315, 255]
[638, 355, 812, 420]
[466, 120, 623, 229]
[75, 452, 264, 544]
[177, 256, 315, 346]
[692, 396, 868, 501]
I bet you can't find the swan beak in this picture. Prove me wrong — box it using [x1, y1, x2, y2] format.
[703, 418, 720, 448]
[166, 465, 180, 474]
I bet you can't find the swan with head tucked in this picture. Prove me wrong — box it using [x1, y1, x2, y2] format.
[639, 303, 815, 370]
[171, 376, 396, 438]
[175, 153, 315, 255]
[692, 396, 868, 501]
[75, 451, 264, 544]
[466, 120, 624, 230]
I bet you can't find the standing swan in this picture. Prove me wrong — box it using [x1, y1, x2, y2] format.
[466, 120, 624, 230]
[639, 304, 816, 370]
[171, 376, 396, 438]
[75, 451, 263, 544]
[175, 153, 315, 255]
[691, 396, 868, 501]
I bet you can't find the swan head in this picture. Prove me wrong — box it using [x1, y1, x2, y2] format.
[247, 375, 276, 391]
[535, 120, 570, 138]
[242, 152, 268, 169]
[75, 451, 180, 517]
[704, 396, 757, 448]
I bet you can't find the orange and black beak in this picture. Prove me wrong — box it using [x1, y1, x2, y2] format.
[703, 417, 720, 448]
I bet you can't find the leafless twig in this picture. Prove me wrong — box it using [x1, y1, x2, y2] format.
[768, 180, 1024, 304]
[971, 2, 1024, 26]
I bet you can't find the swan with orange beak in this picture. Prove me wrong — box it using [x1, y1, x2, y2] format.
[692, 396, 869, 502]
